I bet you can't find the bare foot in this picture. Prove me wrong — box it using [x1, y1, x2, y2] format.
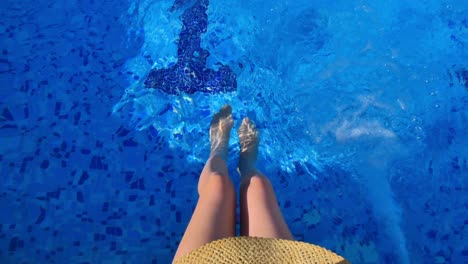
[210, 105, 234, 160]
[238, 117, 259, 177]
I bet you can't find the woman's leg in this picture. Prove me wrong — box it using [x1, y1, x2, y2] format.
[173, 106, 236, 262]
[238, 118, 293, 239]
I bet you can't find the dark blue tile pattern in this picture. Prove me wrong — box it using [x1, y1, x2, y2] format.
[144, 0, 237, 95]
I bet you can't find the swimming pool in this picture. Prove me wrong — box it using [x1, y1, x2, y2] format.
[0, 0, 466, 263]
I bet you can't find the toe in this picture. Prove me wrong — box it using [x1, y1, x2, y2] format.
[212, 105, 232, 125]
[239, 117, 257, 135]
[210, 112, 220, 126]
[220, 105, 232, 116]
[239, 117, 249, 133]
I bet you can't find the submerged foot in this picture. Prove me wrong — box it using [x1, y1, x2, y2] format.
[238, 117, 259, 177]
[210, 105, 234, 160]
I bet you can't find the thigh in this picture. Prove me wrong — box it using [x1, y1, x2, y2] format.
[240, 174, 293, 240]
[173, 175, 236, 262]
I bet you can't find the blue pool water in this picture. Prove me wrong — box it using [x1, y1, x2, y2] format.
[0, 0, 467, 263]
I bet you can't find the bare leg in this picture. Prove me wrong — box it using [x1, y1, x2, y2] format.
[238, 118, 293, 239]
[173, 106, 236, 262]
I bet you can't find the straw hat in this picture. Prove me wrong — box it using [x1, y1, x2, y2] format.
[174, 236, 349, 264]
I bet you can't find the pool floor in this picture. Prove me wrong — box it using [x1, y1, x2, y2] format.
[0, 0, 467, 263]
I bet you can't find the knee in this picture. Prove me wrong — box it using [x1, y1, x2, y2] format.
[242, 174, 274, 197]
[200, 173, 235, 201]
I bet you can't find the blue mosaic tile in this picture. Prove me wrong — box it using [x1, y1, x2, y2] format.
[0, 0, 466, 263]
[144, 0, 237, 95]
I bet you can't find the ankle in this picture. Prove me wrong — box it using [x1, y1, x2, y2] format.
[210, 151, 228, 161]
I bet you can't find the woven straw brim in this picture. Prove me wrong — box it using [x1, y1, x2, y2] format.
[174, 236, 349, 264]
